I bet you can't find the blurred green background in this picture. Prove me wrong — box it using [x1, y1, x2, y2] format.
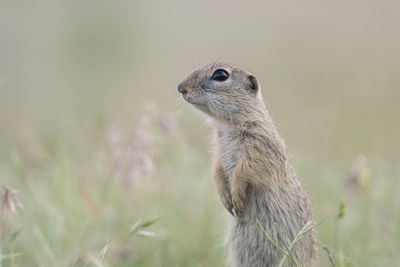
[0, 0, 399, 266]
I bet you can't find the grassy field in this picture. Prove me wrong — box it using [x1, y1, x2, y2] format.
[0, 106, 399, 266]
[1, 1, 400, 266]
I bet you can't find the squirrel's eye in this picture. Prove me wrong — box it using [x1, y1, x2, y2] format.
[211, 69, 229, 82]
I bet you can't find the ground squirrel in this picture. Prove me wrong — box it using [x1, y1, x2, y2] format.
[178, 63, 318, 267]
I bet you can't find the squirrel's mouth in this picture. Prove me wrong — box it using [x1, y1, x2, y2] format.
[182, 94, 204, 106]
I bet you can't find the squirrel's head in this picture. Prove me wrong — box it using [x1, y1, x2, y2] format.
[178, 63, 265, 123]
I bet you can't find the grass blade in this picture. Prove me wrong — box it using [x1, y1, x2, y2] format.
[256, 219, 291, 258]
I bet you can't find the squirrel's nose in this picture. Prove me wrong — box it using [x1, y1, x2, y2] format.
[178, 83, 188, 95]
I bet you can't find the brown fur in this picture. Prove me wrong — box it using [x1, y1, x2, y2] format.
[178, 63, 318, 267]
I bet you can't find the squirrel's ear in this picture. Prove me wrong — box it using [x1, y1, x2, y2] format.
[247, 75, 259, 94]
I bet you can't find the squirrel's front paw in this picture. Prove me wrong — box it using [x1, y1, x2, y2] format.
[231, 184, 247, 217]
[220, 187, 234, 216]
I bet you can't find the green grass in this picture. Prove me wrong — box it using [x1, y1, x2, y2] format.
[0, 109, 399, 267]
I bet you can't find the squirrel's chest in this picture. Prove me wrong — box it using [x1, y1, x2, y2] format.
[214, 129, 240, 178]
